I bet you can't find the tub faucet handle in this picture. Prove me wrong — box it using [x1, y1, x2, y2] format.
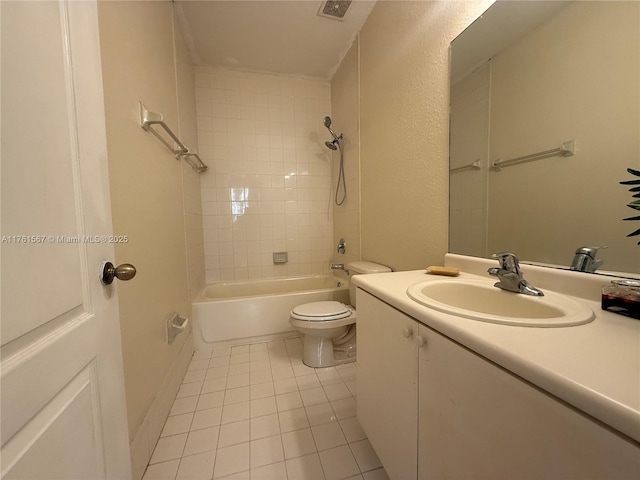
[331, 263, 349, 274]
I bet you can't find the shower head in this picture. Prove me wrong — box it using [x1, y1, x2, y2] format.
[325, 140, 338, 151]
[323, 116, 340, 141]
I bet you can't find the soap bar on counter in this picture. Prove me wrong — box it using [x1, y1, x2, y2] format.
[426, 266, 460, 276]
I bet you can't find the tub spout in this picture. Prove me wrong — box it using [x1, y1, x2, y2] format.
[331, 263, 349, 274]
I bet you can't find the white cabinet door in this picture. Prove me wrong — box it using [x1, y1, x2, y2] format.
[1, 1, 131, 478]
[357, 289, 419, 480]
[417, 324, 640, 480]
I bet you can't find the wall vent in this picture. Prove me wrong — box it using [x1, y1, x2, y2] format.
[318, 0, 352, 21]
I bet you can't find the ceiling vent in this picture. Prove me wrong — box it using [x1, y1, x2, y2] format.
[318, 0, 352, 21]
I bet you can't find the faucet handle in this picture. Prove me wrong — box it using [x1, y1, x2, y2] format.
[491, 252, 521, 273]
[574, 246, 608, 258]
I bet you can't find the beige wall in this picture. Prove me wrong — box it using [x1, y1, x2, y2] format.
[331, 39, 361, 267]
[357, 0, 494, 271]
[98, 1, 198, 440]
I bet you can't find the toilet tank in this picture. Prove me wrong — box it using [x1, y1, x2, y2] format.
[346, 261, 391, 307]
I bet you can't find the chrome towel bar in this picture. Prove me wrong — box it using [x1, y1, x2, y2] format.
[139, 102, 208, 173]
[492, 140, 575, 171]
[450, 159, 481, 173]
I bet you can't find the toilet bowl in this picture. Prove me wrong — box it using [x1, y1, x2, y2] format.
[289, 261, 391, 367]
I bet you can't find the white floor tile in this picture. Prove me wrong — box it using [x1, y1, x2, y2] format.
[285, 453, 325, 480]
[319, 445, 360, 480]
[274, 378, 298, 395]
[278, 408, 310, 433]
[177, 382, 203, 399]
[250, 369, 273, 385]
[271, 365, 294, 380]
[192, 407, 223, 430]
[311, 422, 347, 451]
[230, 353, 251, 365]
[202, 377, 228, 394]
[214, 443, 250, 479]
[143, 459, 180, 480]
[305, 403, 336, 427]
[250, 414, 281, 440]
[212, 346, 232, 358]
[162, 413, 194, 437]
[350, 439, 382, 472]
[323, 383, 351, 402]
[198, 391, 225, 410]
[296, 374, 321, 391]
[275, 391, 303, 412]
[250, 396, 277, 418]
[339, 417, 367, 443]
[250, 382, 274, 400]
[250, 460, 286, 480]
[227, 373, 251, 389]
[176, 451, 216, 480]
[224, 386, 251, 405]
[249, 434, 284, 469]
[207, 366, 230, 380]
[232, 345, 251, 354]
[228, 363, 251, 376]
[282, 428, 317, 459]
[222, 402, 251, 424]
[183, 370, 207, 384]
[189, 359, 211, 371]
[148, 337, 368, 480]
[183, 426, 220, 456]
[219, 420, 250, 448]
[300, 387, 328, 407]
[210, 356, 231, 368]
[171, 396, 199, 416]
[330, 397, 356, 420]
[150, 434, 188, 464]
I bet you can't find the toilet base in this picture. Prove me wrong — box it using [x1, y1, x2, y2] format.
[301, 334, 356, 368]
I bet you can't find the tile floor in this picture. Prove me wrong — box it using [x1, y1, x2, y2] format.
[142, 337, 389, 480]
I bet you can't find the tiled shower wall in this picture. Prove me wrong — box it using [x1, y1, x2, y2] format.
[194, 67, 334, 283]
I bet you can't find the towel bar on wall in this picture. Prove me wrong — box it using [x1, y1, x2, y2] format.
[139, 102, 208, 173]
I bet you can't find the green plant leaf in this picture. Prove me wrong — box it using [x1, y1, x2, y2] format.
[621, 179, 640, 185]
[627, 167, 640, 177]
[624, 215, 640, 221]
[627, 227, 640, 237]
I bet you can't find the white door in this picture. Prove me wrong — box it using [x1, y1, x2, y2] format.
[1, 1, 131, 478]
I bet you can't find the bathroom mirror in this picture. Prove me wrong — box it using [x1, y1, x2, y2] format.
[449, 0, 640, 277]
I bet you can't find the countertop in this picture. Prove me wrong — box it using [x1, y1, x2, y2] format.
[352, 256, 640, 444]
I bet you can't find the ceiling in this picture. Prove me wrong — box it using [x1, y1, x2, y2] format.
[175, 0, 377, 80]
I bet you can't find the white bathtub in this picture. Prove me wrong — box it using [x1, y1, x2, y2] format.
[192, 275, 350, 349]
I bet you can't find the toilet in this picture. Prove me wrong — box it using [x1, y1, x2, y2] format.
[289, 261, 391, 368]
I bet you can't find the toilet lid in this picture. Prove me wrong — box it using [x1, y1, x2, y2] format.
[291, 301, 351, 321]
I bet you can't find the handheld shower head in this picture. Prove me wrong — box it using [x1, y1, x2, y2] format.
[325, 140, 338, 151]
[323, 115, 340, 141]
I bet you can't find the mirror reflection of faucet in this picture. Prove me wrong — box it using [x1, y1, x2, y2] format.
[487, 252, 544, 296]
[570, 246, 607, 273]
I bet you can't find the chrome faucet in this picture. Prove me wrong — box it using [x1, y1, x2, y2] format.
[488, 252, 544, 296]
[570, 246, 607, 273]
[331, 263, 349, 274]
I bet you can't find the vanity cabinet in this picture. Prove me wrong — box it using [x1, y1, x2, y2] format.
[357, 289, 640, 480]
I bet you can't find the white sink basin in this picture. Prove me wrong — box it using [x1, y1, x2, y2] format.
[406, 279, 594, 327]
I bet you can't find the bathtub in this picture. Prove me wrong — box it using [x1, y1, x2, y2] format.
[192, 275, 350, 349]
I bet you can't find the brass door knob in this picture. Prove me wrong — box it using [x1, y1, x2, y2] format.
[100, 261, 136, 285]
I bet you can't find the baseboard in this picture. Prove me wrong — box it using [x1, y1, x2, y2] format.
[129, 334, 194, 480]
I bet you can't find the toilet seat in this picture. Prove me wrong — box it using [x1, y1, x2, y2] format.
[290, 301, 352, 322]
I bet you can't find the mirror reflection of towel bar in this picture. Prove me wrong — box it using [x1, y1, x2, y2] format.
[492, 140, 575, 171]
[450, 159, 481, 173]
[139, 102, 208, 173]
